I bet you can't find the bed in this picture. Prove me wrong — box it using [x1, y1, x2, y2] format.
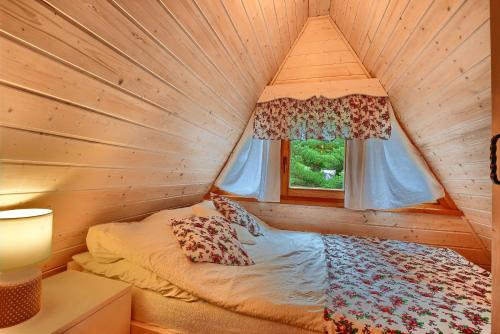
[72, 202, 492, 334]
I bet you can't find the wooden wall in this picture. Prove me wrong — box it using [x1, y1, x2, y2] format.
[0, 0, 309, 275]
[242, 201, 491, 269]
[329, 0, 492, 252]
[273, 16, 368, 84]
[309, 0, 330, 16]
[490, 0, 499, 328]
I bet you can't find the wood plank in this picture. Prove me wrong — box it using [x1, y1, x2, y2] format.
[1, 187, 206, 250]
[341, 0, 361, 40]
[346, 0, 375, 53]
[243, 0, 279, 71]
[0, 84, 228, 156]
[0, 162, 214, 195]
[247, 213, 480, 249]
[240, 201, 489, 264]
[273, 0, 292, 52]
[370, 0, 434, 76]
[159, 0, 260, 97]
[112, 0, 253, 112]
[357, 0, 390, 57]
[243, 202, 470, 232]
[259, 0, 287, 62]
[259, 78, 386, 102]
[45, 0, 245, 131]
[0, 34, 235, 144]
[392, 23, 491, 113]
[384, 0, 489, 91]
[0, 127, 222, 171]
[222, 0, 274, 81]
[276, 62, 366, 81]
[284, 0, 298, 44]
[361, 0, 410, 65]
[284, 51, 357, 67]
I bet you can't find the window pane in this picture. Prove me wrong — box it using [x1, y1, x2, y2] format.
[289, 139, 345, 190]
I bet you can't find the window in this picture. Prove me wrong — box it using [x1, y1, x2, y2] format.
[281, 139, 345, 203]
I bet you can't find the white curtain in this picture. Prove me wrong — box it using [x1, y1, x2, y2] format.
[215, 112, 281, 202]
[344, 105, 444, 210]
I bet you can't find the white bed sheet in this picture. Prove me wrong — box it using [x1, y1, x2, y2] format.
[86, 214, 328, 332]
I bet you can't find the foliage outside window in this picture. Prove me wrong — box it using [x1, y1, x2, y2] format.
[289, 139, 345, 190]
[281, 139, 345, 203]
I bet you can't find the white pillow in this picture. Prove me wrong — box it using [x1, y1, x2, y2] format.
[87, 206, 195, 263]
[141, 206, 194, 224]
[192, 201, 256, 245]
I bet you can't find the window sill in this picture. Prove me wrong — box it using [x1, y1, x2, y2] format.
[208, 188, 463, 217]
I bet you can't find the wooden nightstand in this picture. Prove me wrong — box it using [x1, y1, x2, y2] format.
[0, 270, 131, 334]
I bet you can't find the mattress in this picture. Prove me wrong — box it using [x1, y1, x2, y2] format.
[131, 286, 320, 334]
[73, 251, 321, 333]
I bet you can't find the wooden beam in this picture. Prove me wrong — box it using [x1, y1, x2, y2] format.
[490, 0, 499, 330]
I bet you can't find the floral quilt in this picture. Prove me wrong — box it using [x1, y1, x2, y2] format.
[322, 234, 491, 334]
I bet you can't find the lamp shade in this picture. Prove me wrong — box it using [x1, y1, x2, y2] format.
[0, 209, 53, 272]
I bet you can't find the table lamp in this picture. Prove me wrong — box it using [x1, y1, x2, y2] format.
[0, 209, 53, 328]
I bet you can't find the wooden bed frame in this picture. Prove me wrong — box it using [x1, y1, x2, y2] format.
[67, 261, 177, 334]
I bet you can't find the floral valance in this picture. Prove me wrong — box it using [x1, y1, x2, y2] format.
[253, 94, 391, 140]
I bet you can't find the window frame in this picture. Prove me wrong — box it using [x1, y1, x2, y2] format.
[281, 139, 345, 204]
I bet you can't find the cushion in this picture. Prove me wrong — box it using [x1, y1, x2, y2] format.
[192, 201, 257, 245]
[171, 216, 254, 266]
[210, 193, 263, 236]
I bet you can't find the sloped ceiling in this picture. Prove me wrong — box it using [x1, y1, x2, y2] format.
[0, 0, 308, 273]
[329, 0, 492, 250]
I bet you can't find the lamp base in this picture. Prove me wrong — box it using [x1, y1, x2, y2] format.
[0, 267, 42, 328]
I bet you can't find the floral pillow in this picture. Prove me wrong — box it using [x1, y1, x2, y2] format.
[171, 216, 254, 266]
[210, 193, 263, 236]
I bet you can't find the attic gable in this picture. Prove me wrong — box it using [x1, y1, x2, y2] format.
[272, 16, 369, 84]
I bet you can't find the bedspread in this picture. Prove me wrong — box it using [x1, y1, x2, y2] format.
[322, 235, 491, 334]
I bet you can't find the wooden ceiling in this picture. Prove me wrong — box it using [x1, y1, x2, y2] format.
[329, 0, 492, 253]
[0, 0, 492, 271]
[0, 0, 308, 274]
